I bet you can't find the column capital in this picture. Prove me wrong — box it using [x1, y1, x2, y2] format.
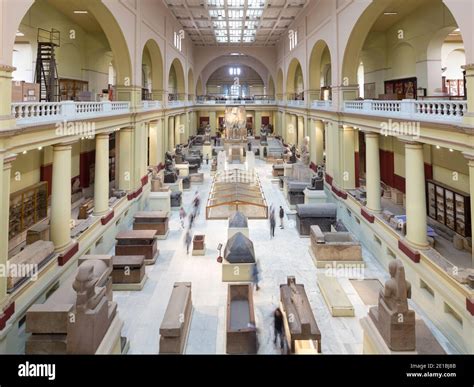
[401, 139, 423, 148]
[461, 64, 474, 73]
[2, 154, 17, 170]
[0, 64, 16, 73]
[95, 132, 110, 140]
[462, 152, 474, 163]
[363, 131, 380, 138]
[120, 127, 134, 133]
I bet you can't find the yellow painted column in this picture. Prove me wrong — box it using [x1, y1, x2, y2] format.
[255, 111, 262, 136]
[50, 143, 73, 252]
[462, 64, 474, 126]
[209, 111, 217, 134]
[315, 120, 324, 166]
[174, 115, 182, 146]
[297, 116, 304, 147]
[0, 65, 16, 132]
[0, 154, 15, 308]
[324, 122, 331, 176]
[342, 126, 356, 190]
[168, 116, 175, 151]
[118, 128, 133, 190]
[463, 152, 474, 263]
[289, 115, 297, 145]
[149, 121, 159, 166]
[405, 141, 428, 248]
[365, 132, 382, 213]
[94, 133, 110, 216]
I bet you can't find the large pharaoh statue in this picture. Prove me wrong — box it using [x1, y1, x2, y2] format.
[224, 106, 247, 141]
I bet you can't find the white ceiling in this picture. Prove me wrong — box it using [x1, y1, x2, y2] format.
[163, 0, 309, 46]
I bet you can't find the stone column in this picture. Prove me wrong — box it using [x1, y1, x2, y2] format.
[93, 133, 110, 216]
[365, 132, 382, 212]
[324, 122, 331, 176]
[255, 111, 262, 137]
[209, 111, 217, 134]
[462, 64, 474, 126]
[289, 115, 297, 145]
[50, 143, 73, 252]
[118, 128, 133, 190]
[297, 116, 304, 147]
[174, 115, 181, 146]
[405, 141, 428, 248]
[149, 121, 159, 167]
[0, 153, 16, 307]
[315, 120, 324, 166]
[342, 126, 356, 190]
[168, 116, 175, 150]
[0, 65, 17, 132]
[463, 152, 474, 263]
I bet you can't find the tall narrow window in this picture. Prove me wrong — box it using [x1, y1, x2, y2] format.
[357, 62, 365, 99]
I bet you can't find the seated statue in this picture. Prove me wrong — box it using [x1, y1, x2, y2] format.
[175, 144, 185, 164]
[204, 125, 211, 145]
[369, 259, 415, 351]
[260, 126, 268, 145]
[288, 145, 297, 164]
[308, 168, 324, 190]
[164, 151, 178, 183]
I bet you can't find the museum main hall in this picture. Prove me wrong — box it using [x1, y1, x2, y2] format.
[0, 0, 473, 362]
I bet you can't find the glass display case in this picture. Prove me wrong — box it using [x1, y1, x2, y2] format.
[426, 180, 471, 237]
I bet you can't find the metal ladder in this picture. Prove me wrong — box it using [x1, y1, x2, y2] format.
[35, 28, 60, 102]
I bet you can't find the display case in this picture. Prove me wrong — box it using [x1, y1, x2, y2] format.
[9, 182, 48, 240]
[426, 180, 471, 237]
[59, 78, 89, 101]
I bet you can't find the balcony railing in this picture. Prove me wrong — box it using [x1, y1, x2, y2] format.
[286, 99, 306, 108]
[195, 97, 276, 105]
[311, 100, 333, 110]
[343, 99, 468, 123]
[12, 101, 131, 125]
[140, 100, 162, 111]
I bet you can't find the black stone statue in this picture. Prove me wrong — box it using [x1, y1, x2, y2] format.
[164, 151, 178, 183]
[288, 145, 297, 164]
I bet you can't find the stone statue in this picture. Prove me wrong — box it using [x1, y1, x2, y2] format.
[369, 259, 415, 351]
[73, 263, 106, 313]
[175, 144, 185, 164]
[308, 167, 324, 190]
[260, 126, 268, 145]
[224, 106, 247, 140]
[289, 145, 297, 164]
[204, 125, 211, 145]
[164, 151, 178, 183]
[300, 136, 310, 166]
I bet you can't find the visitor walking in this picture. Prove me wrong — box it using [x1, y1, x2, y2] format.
[273, 308, 285, 349]
[269, 210, 276, 238]
[206, 153, 209, 165]
[188, 213, 195, 229]
[252, 262, 260, 291]
[179, 207, 186, 228]
[185, 229, 192, 255]
[193, 191, 201, 217]
[279, 206, 285, 229]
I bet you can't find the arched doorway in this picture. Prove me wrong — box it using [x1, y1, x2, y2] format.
[286, 58, 304, 100]
[168, 58, 185, 101]
[309, 40, 332, 101]
[142, 39, 164, 101]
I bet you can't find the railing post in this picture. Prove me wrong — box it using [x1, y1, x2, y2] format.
[362, 100, 373, 112]
[102, 101, 112, 114]
[61, 101, 76, 120]
[400, 99, 416, 116]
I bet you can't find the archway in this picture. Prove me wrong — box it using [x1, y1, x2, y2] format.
[342, 0, 464, 99]
[267, 76, 275, 98]
[276, 68, 284, 100]
[286, 58, 304, 100]
[188, 68, 195, 100]
[196, 76, 203, 96]
[168, 58, 185, 101]
[12, 0, 133, 101]
[206, 65, 264, 98]
[142, 39, 164, 101]
[309, 40, 332, 101]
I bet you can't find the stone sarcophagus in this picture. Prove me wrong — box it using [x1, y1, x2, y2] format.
[309, 225, 364, 268]
[192, 234, 205, 255]
[287, 181, 308, 206]
[159, 282, 193, 354]
[112, 255, 146, 290]
[182, 176, 191, 190]
[280, 276, 321, 353]
[133, 211, 170, 238]
[26, 256, 123, 354]
[115, 230, 158, 264]
[7, 240, 55, 292]
[272, 164, 284, 177]
[222, 232, 256, 282]
[295, 203, 337, 236]
[226, 284, 257, 354]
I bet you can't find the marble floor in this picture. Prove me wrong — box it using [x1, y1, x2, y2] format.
[114, 159, 456, 355]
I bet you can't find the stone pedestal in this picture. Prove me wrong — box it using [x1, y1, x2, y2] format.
[360, 317, 417, 354]
[149, 190, 171, 212]
[283, 163, 293, 177]
[259, 145, 266, 160]
[304, 188, 327, 204]
[175, 164, 189, 177]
